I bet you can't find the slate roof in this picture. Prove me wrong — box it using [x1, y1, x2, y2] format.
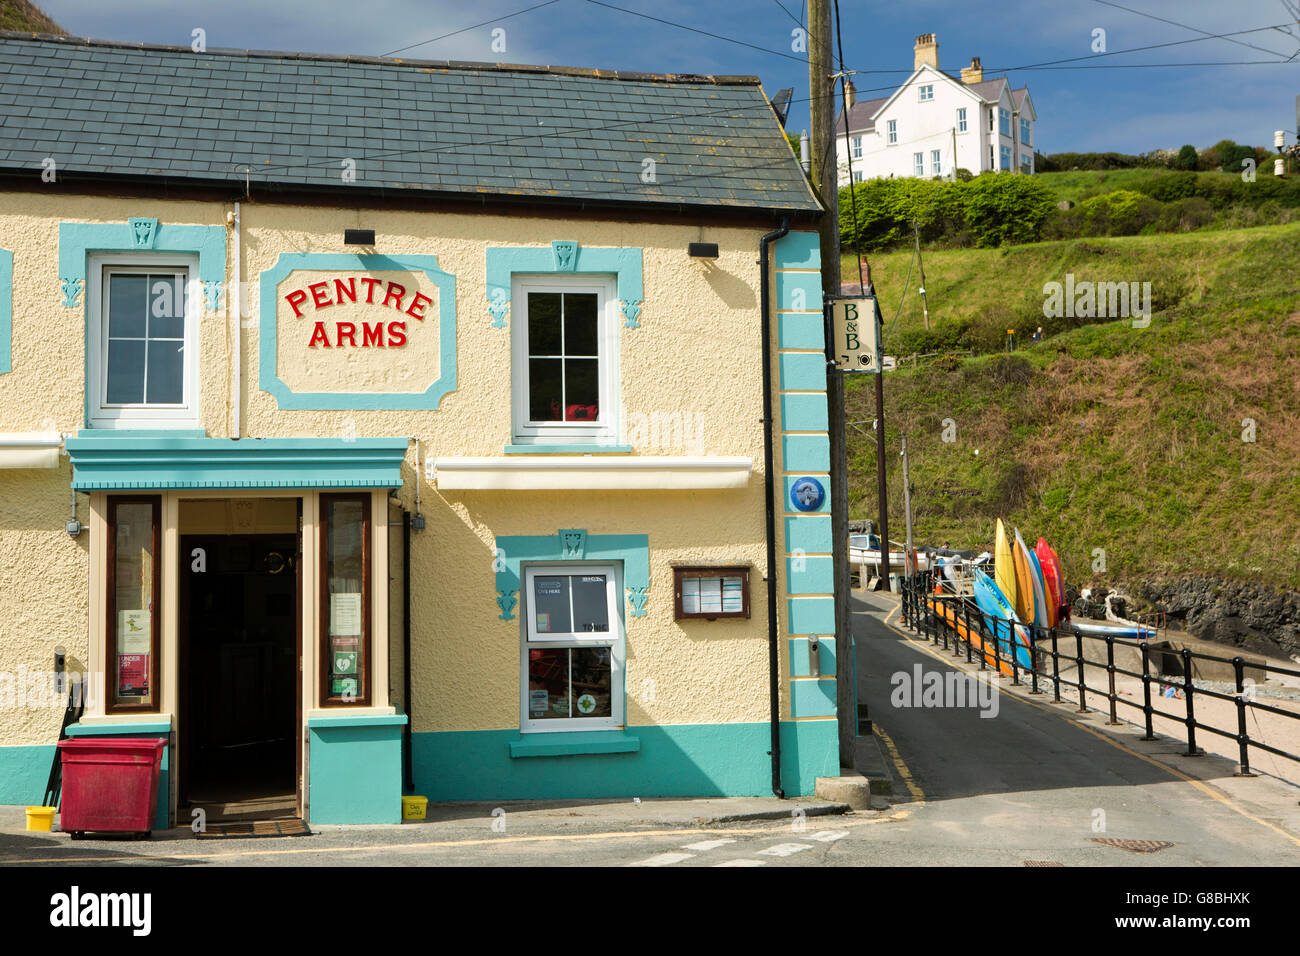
[0, 32, 820, 214]
[835, 73, 1030, 135]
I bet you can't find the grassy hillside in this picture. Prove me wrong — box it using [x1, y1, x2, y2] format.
[843, 223, 1300, 591]
[0, 0, 63, 32]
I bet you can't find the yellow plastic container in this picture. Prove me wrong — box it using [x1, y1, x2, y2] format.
[26, 806, 56, 832]
[401, 795, 428, 821]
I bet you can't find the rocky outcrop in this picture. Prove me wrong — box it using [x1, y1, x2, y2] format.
[1135, 577, 1300, 660]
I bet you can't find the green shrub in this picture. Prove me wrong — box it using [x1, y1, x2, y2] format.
[958, 174, 1057, 247]
[1077, 189, 1163, 236]
[1174, 144, 1198, 170]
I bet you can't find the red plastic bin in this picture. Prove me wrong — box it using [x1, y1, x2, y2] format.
[57, 737, 166, 838]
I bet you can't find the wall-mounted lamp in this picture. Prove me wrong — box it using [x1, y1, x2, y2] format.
[687, 242, 719, 259]
[344, 229, 376, 245]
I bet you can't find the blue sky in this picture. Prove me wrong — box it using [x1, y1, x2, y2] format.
[40, 0, 1300, 154]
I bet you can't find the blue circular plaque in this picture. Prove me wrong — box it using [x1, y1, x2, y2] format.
[790, 477, 826, 512]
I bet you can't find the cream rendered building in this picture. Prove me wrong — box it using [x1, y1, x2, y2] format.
[0, 33, 839, 826]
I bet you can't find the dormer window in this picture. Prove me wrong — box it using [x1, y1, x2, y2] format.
[918, 84, 934, 102]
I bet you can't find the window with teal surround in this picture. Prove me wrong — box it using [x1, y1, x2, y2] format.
[258, 253, 457, 410]
[0, 248, 11, 374]
[486, 241, 643, 330]
[493, 529, 649, 622]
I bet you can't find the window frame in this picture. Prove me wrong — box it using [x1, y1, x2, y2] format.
[913, 152, 924, 177]
[957, 107, 967, 133]
[510, 274, 620, 445]
[851, 135, 862, 159]
[1001, 144, 1012, 171]
[999, 108, 1011, 137]
[520, 562, 625, 733]
[87, 253, 201, 430]
[931, 149, 942, 176]
[1020, 118, 1031, 146]
[318, 492, 373, 708]
[106, 495, 162, 715]
[918, 84, 934, 102]
[886, 119, 897, 145]
[673, 566, 750, 620]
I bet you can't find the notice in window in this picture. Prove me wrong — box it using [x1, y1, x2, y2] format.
[117, 654, 150, 696]
[722, 576, 744, 613]
[117, 609, 151, 654]
[683, 576, 724, 614]
[330, 592, 362, 636]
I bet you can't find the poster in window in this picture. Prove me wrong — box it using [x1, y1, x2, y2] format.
[332, 676, 359, 697]
[721, 576, 744, 613]
[117, 653, 150, 696]
[333, 651, 358, 675]
[330, 592, 362, 636]
[571, 574, 609, 632]
[532, 575, 571, 634]
[117, 609, 151, 654]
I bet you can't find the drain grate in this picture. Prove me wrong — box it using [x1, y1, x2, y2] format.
[1090, 838, 1174, 854]
[1023, 860, 1064, 867]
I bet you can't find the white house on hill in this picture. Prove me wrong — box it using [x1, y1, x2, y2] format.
[835, 33, 1037, 184]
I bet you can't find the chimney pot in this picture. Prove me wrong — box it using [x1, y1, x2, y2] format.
[913, 33, 939, 71]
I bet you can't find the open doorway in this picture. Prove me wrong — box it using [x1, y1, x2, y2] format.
[179, 498, 301, 822]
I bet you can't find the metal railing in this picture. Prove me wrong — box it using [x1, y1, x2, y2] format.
[898, 574, 1300, 776]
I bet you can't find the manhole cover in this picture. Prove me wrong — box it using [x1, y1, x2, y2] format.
[1090, 838, 1174, 854]
[1023, 860, 1064, 867]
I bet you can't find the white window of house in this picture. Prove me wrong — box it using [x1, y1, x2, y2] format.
[988, 108, 994, 132]
[887, 119, 897, 144]
[914, 152, 924, 176]
[511, 275, 619, 444]
[851, 135, 862, 158]
[1020, 118, 1031, 146]
[87, 254, 200, 429]
[931, 149, 942, 175]
[989, 144, 995, 167]
[521, 564, 624, 731]
[1001, 144, 1012, 170]
[957, 107, 967, 133]
[918, 84, 933, 102]
[853, 171, 864, 183]
[999, 108, 1011, 137]
[1021, 152, 1033, 172]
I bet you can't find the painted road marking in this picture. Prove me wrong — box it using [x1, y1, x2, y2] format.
[714, 858, 768, 867]
[882, 601, 1300, 849]
[757, 842, 813, 857]
[631, 852, 695, 867]
[809, 830, 849, 842]
[682, 839, 736, 851]
[874, 723, 926, 802]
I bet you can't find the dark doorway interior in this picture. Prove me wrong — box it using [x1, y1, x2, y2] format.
[181, 534, 299, 821]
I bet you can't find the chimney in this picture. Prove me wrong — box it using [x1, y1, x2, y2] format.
[913, 33, 938, 71]
[960, 56, 984, 85]
[844, 79, 856, 109]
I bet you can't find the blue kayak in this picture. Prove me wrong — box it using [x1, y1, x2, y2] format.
[973, 568, 1034, 670]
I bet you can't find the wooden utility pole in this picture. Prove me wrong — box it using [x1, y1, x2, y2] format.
[913, 220, 930, 331]
[901, 434, 914, 575]
[807, 0, 852, 768]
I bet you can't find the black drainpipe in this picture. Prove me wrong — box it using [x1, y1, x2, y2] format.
[760, 216, 790, 798]
[402, 509, 414, 792]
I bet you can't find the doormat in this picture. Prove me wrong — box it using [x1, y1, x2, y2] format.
[195, 818, 313, 839]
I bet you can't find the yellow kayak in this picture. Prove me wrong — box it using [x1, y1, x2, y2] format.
[1012, 527, 1038, 627]
[994, 518, 1018, 616]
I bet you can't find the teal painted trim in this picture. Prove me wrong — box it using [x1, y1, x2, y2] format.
[58, 220, 226, 288]
[789, 637, 837, 677]
[784, 515, 831, 554]
[412, 721, 837, 800]
[779, 393, 828, 432]
[773, 231, 821, 270]
[783, 475, 829, 514]
[307, 713, 408, 730]
[59, 726, 170, 829]
[788, 595, 836, 635]
[66, 720, 172, 736]
[775, 272, 821, 312]
[779, 352, 828, 392]
[0, 744, 55, 805]
[778, 312, 825, 351]
[308, 721, 404, 824]
[782, 434, 830, 472]
[790, 678, 837, 717]
[503, 443, 632, 455]
[485, 243, 644, 329]
[508, 730, 641, 757]
[65, 436, 408, 490]
[76, 429, 207, 438]
[786, 554, 834, 594]
[0, 248, 11, 374]
[494, 530, 649, 620]
[258, 253, 457, 410]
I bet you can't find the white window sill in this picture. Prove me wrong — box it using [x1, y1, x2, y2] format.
[432, 455, 753, 490]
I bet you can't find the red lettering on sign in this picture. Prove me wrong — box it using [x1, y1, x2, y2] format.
[285, 289, 309, 318]
[334, 277, 357, 305]
[406, 292, 432, 321]
[308, 321, 330, 347]
[360, 277, 382, 304]
[387, 321, 407, 347]
[336, 322, 357, 348]
[361, 322, 385, 347]
[382, 282, 406, 311]
[309, 281, 332, 309]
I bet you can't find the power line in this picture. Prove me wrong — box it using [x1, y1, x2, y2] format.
[1089, 0, 1297, 60]
[583, 0, 809, 63]
[380, 0, 561, 58]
